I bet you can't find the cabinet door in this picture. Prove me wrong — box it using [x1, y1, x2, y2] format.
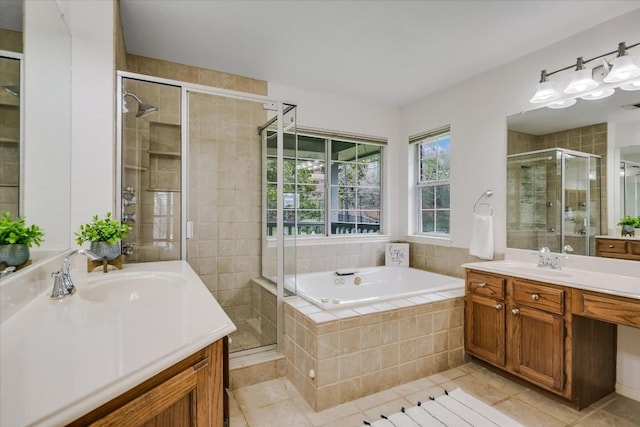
[509, 305, 564, 392]
[464, 293, 505, 366]
[80, 339, 224, 427]
[90, 366, 198, 427]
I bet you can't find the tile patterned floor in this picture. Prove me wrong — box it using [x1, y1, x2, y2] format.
[230, 362, 640, 426]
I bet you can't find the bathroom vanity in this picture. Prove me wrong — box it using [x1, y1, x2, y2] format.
[0, 260, 235, 426]
[463, 260, 640, 410]
[595, 236, 640, 261]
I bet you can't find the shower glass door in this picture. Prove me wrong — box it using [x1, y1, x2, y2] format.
[186, 89, 271, 355]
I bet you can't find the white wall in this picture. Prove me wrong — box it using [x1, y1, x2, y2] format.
[400, 8, 640, 400]
[23, 0, 72, 251]
[68, 0, 115, 244]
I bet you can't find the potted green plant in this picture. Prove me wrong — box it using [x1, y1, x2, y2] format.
[75, 212, 131, 260]
[0, 211, 45, 266]
[618, 215, 640, 237]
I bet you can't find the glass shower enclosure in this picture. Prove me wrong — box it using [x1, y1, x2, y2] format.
[507, 148, 601, 256]
[117, 72, 294, 358]
[621, 160, 640, 218]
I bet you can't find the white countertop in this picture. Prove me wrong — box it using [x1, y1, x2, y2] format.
[0, 260, 236, 427]
[595, 234, 640, 241]
[462, 259, 640, 301]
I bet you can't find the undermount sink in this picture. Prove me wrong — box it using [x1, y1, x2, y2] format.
[497, 264, 572, 278]
[78, 272, 187, 303]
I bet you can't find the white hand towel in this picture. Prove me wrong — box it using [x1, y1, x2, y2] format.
[469, 213, 494, 260]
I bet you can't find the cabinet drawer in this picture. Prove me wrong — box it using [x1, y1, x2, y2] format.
[573, 290, 640, 328]
[513, 280, 564, 315]
[629, 241, 640, 257]
[466, 271, 505, 300]
[596, 239, 627, 254]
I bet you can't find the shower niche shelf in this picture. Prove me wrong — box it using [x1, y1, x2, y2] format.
[147, 122, 181, 192]
[148, 150, 180, 157]
[124, 164, 148, 171]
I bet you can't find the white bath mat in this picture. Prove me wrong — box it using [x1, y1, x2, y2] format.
[362, 388, 523, 427]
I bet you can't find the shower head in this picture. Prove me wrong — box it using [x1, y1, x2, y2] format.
[483, 190, 494, 198]
[2, 85, 20, 96]
[123, 91, 158, 118]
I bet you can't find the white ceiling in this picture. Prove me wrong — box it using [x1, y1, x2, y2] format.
[119, 1, 640, 106]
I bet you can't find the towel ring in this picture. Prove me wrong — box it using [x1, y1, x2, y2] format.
[474, 201, 493, 216]
[473, 189, 494, 216]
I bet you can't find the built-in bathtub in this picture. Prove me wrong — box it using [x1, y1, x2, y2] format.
[282, 267, 466, 411]
[286, 266, 464, 309]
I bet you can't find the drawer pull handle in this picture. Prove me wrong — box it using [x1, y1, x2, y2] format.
[531, 293, 540, 301]
[495, 303, 502, 310]
[478, 282, 486, 288]
[512, 308, 520, 315]
[608, 245, 614, 248]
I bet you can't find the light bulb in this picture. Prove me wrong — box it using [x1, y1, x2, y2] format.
[580, 87, 615, 100]
[547, 98, 577, 109]
[564, 58, 598, 94]
[620, 79, 640, 91]
[529, 70, 561, 104]
[603, 43, 640, 83]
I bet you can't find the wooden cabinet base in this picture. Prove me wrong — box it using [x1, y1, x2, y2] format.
[68, 337, 228, 427]
[465, 270, 617, 410]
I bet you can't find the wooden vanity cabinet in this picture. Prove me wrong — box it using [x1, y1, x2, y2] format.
[508, 280, 566, 392]
[596, 237, 640, 261]
[465, 270, 616, 409]
[68, 337, 228, 427]
[464, 272, 506, 366]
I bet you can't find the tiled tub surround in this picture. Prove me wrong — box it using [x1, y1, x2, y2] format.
[263, 240, 487, 282]
[407, 242, 500, 279]
[284, 290, 465, 411]
[262, 240, 389, 280]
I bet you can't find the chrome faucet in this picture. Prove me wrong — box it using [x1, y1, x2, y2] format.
[537, 247, 550, 267]
[50, 249, 102, 299]
[0, 266, 16, 279]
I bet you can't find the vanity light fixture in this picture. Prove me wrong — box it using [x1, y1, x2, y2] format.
[564, 57, 598, 94]
[603, 42, 640, 83]
[530, 41, 640, 108]
[529, 70, 561, 103]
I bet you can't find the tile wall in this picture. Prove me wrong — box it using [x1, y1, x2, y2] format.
[284, 291, 465, 411]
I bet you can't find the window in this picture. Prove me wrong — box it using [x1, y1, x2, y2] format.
[266, 130, 383, 237]
[413, 127, 451, 235]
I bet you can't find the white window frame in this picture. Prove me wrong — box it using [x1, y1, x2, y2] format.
[412, 126, 451, 237]
[265, 127, 386, 239]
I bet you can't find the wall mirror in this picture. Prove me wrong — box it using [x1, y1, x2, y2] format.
[0, 0, 72, 271]
[507, 89, 640, 256]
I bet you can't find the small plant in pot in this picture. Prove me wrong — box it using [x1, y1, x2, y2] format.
[0, 211, 45, 267]
[75, 213, 131, 260]
[618, 215, 640, 237]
